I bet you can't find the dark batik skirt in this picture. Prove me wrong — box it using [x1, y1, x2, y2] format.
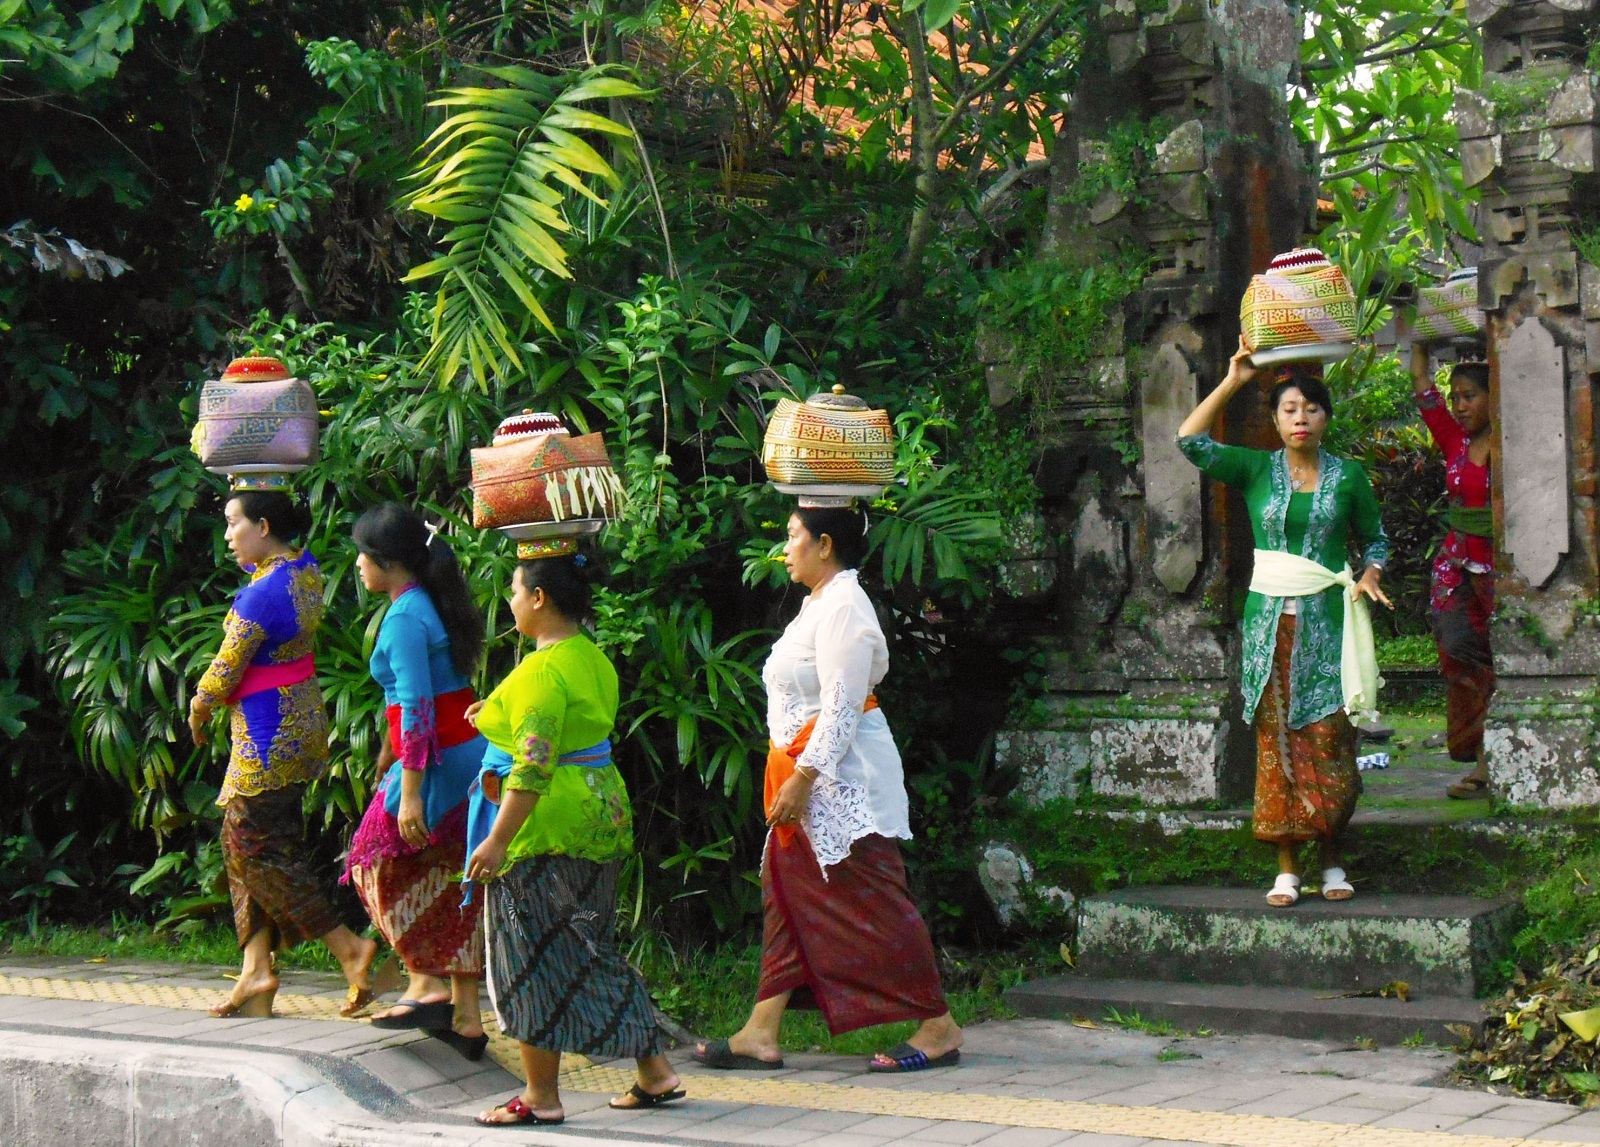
[759, 831, 947, 1036]
[221, 784, 343, 949]
[1252, 615, 1361, 843]
[484, 854, 658, 1059]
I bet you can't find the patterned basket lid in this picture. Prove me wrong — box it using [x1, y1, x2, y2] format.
[219, 356, 294, 383]
[492, 410, 568, 445]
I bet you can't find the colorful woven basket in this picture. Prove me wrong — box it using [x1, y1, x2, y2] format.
[1239, 249, 1359, 367]
[762, 386, 895, 503]
[191, 355, 319, 476]
[469, 413, 625, 532]
[1411, 267, 1483, 344]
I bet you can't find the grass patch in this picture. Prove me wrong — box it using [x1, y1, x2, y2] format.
[1378, 634, 1439, 669]
[0, 918, 342, 972]
[636, 939, 1050, 1055]
[1101, 1006, 1185, 1037]
[1155, 1046, 1202, 1062]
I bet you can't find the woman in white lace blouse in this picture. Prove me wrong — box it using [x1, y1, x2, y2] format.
[693, 506, 962, 1074]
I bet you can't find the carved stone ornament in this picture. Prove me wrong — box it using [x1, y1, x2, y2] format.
[1499, 318, 1570, 588]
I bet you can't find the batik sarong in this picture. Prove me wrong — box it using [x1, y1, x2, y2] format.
[347, 817, 482, 977]
[222, 784, 342, 949]
[1252, 616, 1361, 843]
[1435, 569, 1495, 763]
[484, 854, 657, 1058]
[759, 831, 947, 1035]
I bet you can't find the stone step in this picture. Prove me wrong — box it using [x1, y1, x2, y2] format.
[1074, 886, 1520, 997]
[1005, 975, 1486, 1045]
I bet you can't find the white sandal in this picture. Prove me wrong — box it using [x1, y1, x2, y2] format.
[1321, 867, 1354, 901]
[1267, 873, 1300, 907]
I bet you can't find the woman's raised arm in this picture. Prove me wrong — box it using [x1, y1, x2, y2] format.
[1178, 335, 1258, 439]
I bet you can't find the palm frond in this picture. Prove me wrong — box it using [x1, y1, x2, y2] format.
[400, 66, 647, 388]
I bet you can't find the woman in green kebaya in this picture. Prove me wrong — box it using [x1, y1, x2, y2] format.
[464, 550, 682, 1127]
[1178, 337, 1392, 908]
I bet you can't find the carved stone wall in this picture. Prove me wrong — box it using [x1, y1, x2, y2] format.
[1460, 0, 1600, 807]
[996, 0, 1312, 808]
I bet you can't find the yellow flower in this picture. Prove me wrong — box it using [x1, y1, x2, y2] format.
[234, 193, 254, 212]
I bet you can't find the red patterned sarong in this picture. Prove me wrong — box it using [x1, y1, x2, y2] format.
[758, 831, 946, 1035]
[349, 831, 483, 977]
[1434, 570, 1495, 763]
[1252, 615, 1360, 843]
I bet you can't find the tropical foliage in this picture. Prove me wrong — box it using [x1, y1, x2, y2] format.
[3, 0, 1479, 944]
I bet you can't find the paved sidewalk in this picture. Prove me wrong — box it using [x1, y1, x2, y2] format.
[1, 955, 1598, 1146]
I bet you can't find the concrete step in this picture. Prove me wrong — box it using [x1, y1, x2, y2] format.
[1075, 886, 1520, 997]
[1005, 974, 1487, 1045]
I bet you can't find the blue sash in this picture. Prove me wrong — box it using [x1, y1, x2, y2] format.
[460, 739, 612, 902]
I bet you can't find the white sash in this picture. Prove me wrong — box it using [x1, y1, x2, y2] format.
[1249, 549, 1383, 721]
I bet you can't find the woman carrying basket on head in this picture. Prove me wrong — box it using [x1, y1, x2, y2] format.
[1178, 338, 1392, 907]
[1408, 346, 1497, 800]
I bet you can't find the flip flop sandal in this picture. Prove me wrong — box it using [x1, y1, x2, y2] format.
[609, 1083, 688, 1109]
[340, 985, 375, 1018]
[371, 999, 454, 1030]
[692, 1039, 784, 1070]
[1266, 873, 1300, 907]
[476, 1096, 564, 1127]
[868, 1042, 961, 1073]
[1448, 776, 1490, 800]
[1321, 867, 1355, 901]
[429, 1027, 490, 1061]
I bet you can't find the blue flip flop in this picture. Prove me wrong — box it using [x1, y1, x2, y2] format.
[869, 1042, 961, 1073]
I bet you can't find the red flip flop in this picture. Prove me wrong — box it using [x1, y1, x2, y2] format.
[476, 1096, 564, 1126]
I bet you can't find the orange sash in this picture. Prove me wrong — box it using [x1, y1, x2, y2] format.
[765, 695, 878, 845]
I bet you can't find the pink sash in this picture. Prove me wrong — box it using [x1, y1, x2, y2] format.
[228, 654, 315, 703]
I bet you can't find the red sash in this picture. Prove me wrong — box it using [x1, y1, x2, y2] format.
[228, 654, 314, 704]
[386, 687, 479, 761]
[765, 695, 879, 846]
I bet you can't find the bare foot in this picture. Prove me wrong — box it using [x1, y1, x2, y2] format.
[210, 968, 279, 1017]
[338, 935, 380, 990]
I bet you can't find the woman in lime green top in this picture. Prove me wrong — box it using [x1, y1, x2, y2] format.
[1178, 338, 1392, 907]
[465, 553, 682, 1127]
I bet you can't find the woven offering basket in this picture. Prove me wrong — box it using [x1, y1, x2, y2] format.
[1240, 249, 1359, 367]
[763, 385, 895, 501]
[192, 356, 319, 472]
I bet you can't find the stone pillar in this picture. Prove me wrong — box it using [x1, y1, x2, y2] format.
[1460, 0, 1600, 807]
[996, 0, 1312, 808]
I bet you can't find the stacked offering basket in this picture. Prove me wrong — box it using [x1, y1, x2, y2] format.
[762, 385, 896, 507]
[191, 356, 319, 490]
[469, 411, 625, 558]
[1239, 248, 1360, 367]
[1410, 267, 1484, 345]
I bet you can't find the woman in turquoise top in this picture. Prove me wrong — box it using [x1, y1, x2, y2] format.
[1178, 338, 1392, 907]
[464, 551, 682, 1126]
[345, 503, 489, 1058]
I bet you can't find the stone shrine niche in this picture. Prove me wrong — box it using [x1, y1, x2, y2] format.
[1497, 318, 1569, 587]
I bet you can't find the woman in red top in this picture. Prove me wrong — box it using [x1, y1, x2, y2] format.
[1410, 346, 1494, 798]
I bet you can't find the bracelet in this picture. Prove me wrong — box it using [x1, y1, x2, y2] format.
[796, 766, 819, 781]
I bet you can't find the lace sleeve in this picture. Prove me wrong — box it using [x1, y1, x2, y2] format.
[794, 592, 875, 780]
[195, 610, 266, 707]
[382, 610, 436, 772]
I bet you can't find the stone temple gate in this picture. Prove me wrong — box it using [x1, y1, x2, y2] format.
[994, 0, 1600, 812]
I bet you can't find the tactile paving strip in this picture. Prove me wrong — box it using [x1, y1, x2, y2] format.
[0, 974, 1554, 1147]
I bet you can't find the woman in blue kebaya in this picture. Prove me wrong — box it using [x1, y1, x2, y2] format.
[344, 503, 489, 1058]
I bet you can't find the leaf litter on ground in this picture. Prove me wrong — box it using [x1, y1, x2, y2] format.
[1455, 937, 1600, 1106]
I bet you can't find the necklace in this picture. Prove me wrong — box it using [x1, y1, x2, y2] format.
[1289, 460, 1317, 491]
